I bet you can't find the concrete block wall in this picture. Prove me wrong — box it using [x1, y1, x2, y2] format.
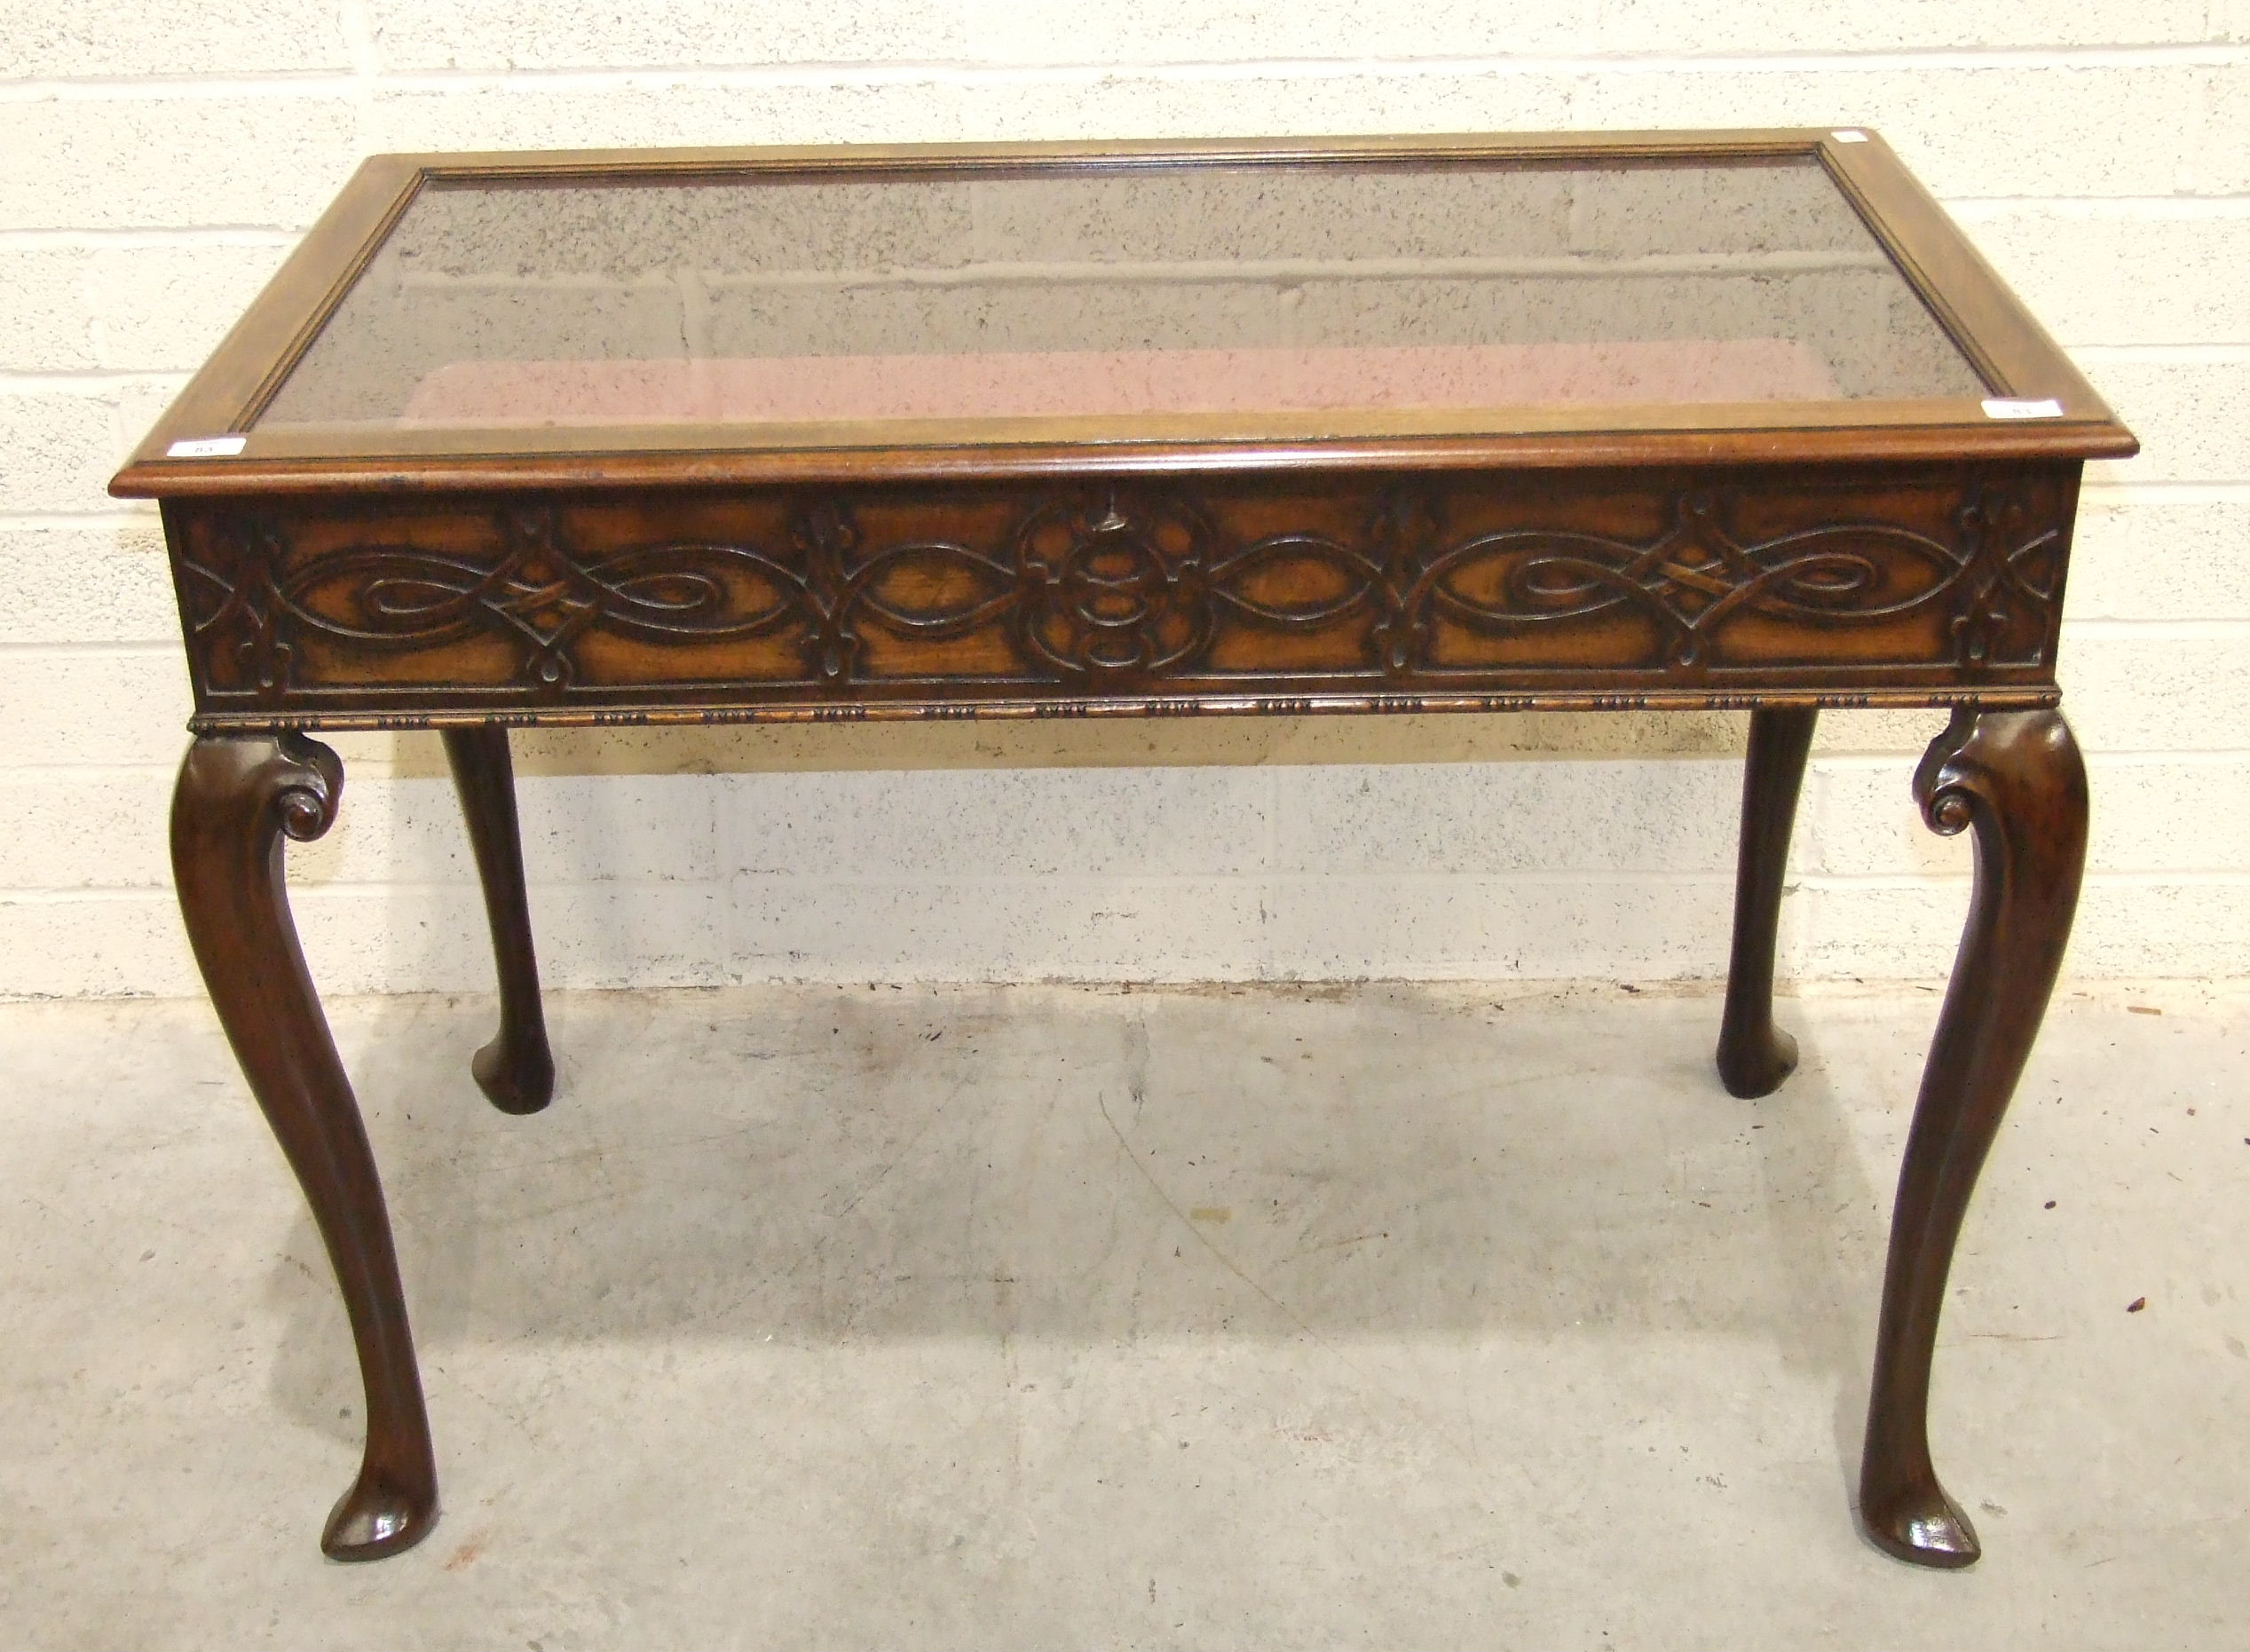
[3, 2, 2246, 997]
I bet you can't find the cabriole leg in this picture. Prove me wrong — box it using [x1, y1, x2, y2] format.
[442, 725, 554, 1115]
[1859, 707, 2087, 1567]
[171, 733, 438, 1561]
[1716, 706, 1818, 1098]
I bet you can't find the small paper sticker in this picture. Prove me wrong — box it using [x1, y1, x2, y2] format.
[1981, 398, 2065, 420]
[167, 436, 247, 458]
[1830, 130, 1869, 143]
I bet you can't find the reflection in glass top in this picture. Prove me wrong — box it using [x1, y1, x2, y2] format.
[257, 157, 1986, 431]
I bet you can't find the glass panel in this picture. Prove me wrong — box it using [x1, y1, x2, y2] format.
[257, 155, 1986, 431]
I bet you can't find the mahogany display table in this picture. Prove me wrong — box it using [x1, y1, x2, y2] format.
[111, 130, 2135, 1567]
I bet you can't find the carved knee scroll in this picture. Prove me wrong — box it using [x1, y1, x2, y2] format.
[171, 734, 439, 1560]
[1859, 707, 2087, 1568]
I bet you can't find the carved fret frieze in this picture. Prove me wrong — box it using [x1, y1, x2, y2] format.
[169, 465, 2072, 718]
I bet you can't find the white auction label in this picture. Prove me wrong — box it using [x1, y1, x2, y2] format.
[1979, 398, 2065, 420]
[1830, 130, 1869, 143]
[167, 436, 248, 457]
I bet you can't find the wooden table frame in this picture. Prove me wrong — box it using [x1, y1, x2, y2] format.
[114, 130, 2135, 1569]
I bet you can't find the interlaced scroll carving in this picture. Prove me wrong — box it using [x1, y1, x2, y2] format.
[1946, 488, 2066, 670]
[180, 508, 818, 694]
[1399, 486, 2059, 673]
[174, 474, 2066, 706]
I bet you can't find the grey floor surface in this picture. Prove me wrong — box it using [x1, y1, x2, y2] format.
[1, 980, 2245, 1650]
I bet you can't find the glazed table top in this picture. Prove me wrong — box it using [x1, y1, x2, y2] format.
[116, 129, 2131, 483]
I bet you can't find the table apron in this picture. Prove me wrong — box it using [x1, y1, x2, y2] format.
[162, 459, 2080, 728]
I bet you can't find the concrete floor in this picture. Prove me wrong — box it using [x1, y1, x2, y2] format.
[1, 981, 2245, 1650]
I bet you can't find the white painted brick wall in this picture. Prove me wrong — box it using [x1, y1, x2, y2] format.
[3, 2, 2246, 997]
